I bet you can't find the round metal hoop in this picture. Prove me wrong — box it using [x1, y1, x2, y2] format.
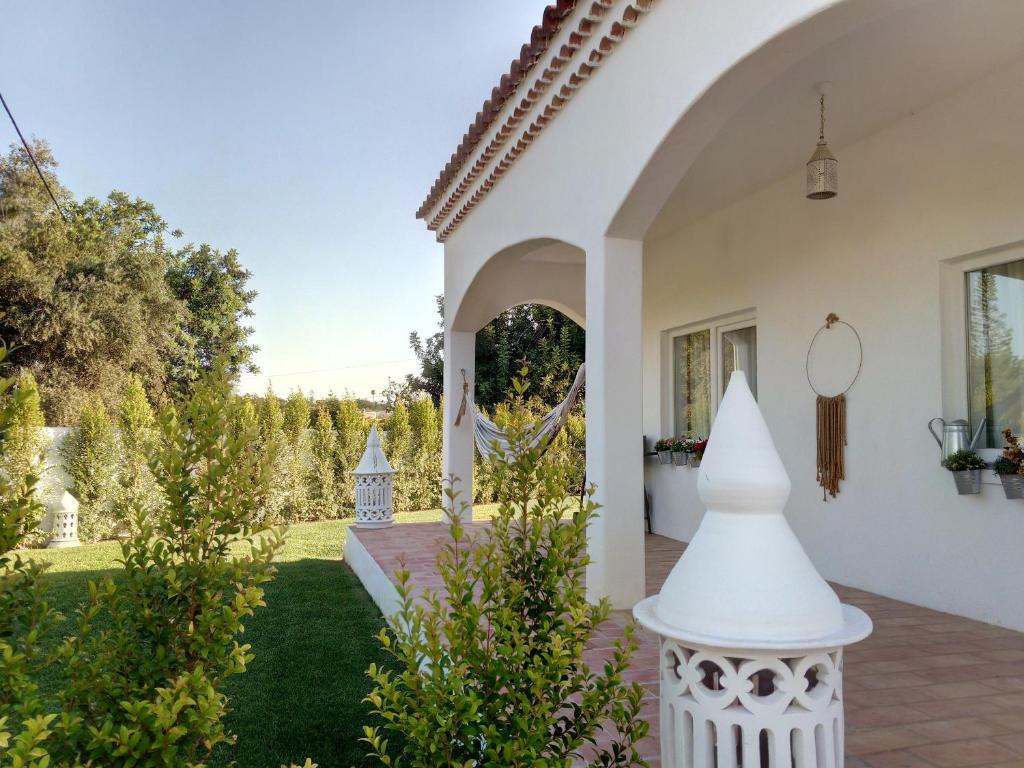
[805, 314, 863, 397]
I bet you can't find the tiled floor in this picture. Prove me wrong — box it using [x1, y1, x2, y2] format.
[351, 523, 1024, 767]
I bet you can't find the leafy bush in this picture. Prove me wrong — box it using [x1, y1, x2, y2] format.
[334, 398, 369, 515]
[383, 400, 412, 512]
[0, 371, 47, 546]
[309, 407, 340, 518]
[116, 374, 163, 522]
[405, 396, 442, 510]
[942, 449, 987, 472]
[258, 386, 288, 522]
[0, 348, 60, 764]
[50, 363, 285, 766]
[61, 399, 121, 541]
[363, 375, 646, 767]
[282, 391, 312, 521]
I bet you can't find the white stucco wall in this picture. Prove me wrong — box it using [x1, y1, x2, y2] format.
[642, 60, 1024, 630]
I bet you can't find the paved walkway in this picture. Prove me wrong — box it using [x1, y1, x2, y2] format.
[351, 523, 1024, 767]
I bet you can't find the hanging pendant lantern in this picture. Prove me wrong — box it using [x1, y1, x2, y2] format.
[806, 82, 838, 200]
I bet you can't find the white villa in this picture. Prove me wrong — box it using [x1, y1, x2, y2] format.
[423, 0, 1024, 632]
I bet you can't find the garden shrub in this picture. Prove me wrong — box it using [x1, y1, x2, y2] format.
[383, 400, 412, 511]
[405, 396, 442, 510]
[334, 398, 368, 515]
[0, 370, 47, 544]
[49, 363, 285, 766]
[258, 386, 288, 522]
[282, 390, 312, 521]
[363, 373, 646, 767]
[309, 406, 340, 518]
[0, 348, 60, 765]
[116, 374, 163, 523]
[61, 398, 120, 541]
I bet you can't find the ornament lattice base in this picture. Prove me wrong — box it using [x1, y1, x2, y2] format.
[355, 474, 394, 529]
[659, 640, 845, 768]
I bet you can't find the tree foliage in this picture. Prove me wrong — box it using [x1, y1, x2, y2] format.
[409, 295, 585, 411]
[0, 140, 258, 421]
[166, 243, 258, 398]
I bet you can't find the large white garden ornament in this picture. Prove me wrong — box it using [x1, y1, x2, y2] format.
[634, 372, 871, 768]
[46, 490, 82, 548]
[353, 424, 396, 529]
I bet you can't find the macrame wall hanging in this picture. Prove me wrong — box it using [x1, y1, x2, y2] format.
[805, 313, 863, 500]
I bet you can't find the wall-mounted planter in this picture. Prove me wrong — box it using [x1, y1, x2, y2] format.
[658, 450, 672, 465]
[997, 473, 1024, 500]
[671, 451, 688, 467]
[952, 469, 982, 495]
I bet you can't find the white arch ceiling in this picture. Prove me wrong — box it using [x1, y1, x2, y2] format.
[450, 238, 586, 333]
[608, 0, 1024, 241]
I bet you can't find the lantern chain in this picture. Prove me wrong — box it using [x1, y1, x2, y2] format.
[819, 93, 826, 143]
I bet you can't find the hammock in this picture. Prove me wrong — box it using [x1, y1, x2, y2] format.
[454, 364, 586, 460]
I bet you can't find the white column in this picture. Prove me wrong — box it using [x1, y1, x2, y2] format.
[442, 328, 475, 522]
[585, 237, 645, 608]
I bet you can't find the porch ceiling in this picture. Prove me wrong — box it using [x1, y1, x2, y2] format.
[646, 0, 1024, 241]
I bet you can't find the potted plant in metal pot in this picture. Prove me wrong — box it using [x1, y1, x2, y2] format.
[670, 438, 688, 467]
[654, 438, 673, 465]
[994, 428, 1023, 499]
[689, 438, 707, 468]
[942, 449, 987, 495]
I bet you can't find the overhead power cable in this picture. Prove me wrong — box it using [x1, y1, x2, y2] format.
[0, 88, 68, 222]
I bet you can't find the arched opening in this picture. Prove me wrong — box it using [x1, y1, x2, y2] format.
[442, 238, 586, 524]
[450, 238, 586, 333]
[609, 0, 1024, 240]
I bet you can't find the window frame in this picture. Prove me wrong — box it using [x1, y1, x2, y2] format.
[940, 240, 1024, 455]
[664, 310, 756, 437]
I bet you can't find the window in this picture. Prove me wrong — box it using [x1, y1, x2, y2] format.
[721, 325, 758, 399]
[670, 315, 756, 436]
[673, 330, 711, 437]
[966, 258, 1024, 448]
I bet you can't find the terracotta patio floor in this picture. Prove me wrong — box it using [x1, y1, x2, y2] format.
[350, 522, 1024, 767]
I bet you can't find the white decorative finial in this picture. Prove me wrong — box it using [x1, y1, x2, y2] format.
[354, 424, 395, 475]
[697, 371, 790, 515]
[650, 371, 850, 646]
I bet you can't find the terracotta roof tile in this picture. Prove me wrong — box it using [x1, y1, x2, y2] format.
[416, 0, 578, 220]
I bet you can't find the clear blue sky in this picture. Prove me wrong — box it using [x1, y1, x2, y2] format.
[0, 1, 551, 398]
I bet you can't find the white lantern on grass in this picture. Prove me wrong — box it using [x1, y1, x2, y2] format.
[353, 424, 396, 529]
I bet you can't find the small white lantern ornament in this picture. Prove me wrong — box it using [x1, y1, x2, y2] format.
[634, 372, 870, 768]
[46, 491, 81, 548]
[353, 424, 396, 529]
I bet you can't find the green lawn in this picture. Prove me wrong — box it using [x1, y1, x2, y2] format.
[24, 506, 497, 768]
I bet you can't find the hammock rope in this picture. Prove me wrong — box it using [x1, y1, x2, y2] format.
[454, 364, 586, 459]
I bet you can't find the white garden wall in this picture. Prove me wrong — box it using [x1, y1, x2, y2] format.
[642, 60, 1024, 630]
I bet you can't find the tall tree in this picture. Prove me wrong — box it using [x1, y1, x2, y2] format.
[0, 142, 181, 422]
[165, 243, 258, 397]
[0, 141, 259, 419]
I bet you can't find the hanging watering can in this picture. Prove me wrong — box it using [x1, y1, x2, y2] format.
[928, 417, 986, 463]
